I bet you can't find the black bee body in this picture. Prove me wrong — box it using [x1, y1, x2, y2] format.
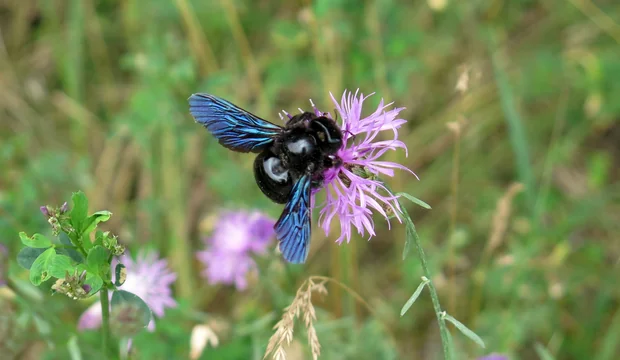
[254, 112, 343, 204]
[189, 93, 343, 263]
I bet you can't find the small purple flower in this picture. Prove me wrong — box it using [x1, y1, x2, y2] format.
[40, 206, 51, 218]
[78, 251, 177, 331]
[478, 354, 508, 360]
[60, 201, 68, 214]
[197, 210, 275, 290]
[303, 90, 416, 244]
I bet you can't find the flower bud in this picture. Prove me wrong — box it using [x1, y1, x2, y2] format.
[51, 270, 92, 300]
[103, 234, 125, 255]
[40, 206, 51, 218]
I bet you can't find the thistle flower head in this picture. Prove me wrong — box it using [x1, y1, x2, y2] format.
[303, 90, 416, 244]
[78, 250, 177, 331]
[197, 210, 275, 290]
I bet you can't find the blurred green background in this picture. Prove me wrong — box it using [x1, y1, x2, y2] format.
[1, 0, 619, 359]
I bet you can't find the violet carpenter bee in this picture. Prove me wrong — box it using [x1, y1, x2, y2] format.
[189, 93, 343, 263]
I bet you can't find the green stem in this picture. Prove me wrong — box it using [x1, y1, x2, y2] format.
[397, 199, 452, 359]
[100, 287, 111, 357]
[65, 229, 88, 257]
[410, 222, 451, 359]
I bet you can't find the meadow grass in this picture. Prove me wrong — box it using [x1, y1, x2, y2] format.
[1, 0, 619, 359]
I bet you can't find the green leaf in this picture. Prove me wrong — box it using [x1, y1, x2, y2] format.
[94, 230, 105, 247]
[67, 335, 83, 360]
[77, 264, 103, 294]
[19, 232, 52, 248]
[29, 248, 56, 286]
[111, 290, 152, 328]
[534, 343, 556, 360]
[49, 254, 74, 279]
[87, 246, 109, 273]
[82, 210, 112, 236]
[400, 280, 427, 316]
[85, 273, 103, 294]
[396, 192, 432, 210]
[17, 247, 47, 269]
[443, 313, 485, 349]
[70, 191, 89, 235]
[57, 235, 83, 263]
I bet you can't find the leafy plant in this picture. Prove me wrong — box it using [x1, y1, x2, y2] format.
[16, 191, 152, 356]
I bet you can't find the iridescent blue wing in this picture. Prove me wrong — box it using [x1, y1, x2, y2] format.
[275, 174, 312, 264]
[189, 93, 282, 153]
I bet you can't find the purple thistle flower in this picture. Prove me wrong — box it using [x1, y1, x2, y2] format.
[78, 251, 177, 331]
[197, 210, 275, 290]
[305, 90, 416, 244]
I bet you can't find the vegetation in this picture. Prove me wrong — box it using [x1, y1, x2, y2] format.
[1, 0, 619, 359]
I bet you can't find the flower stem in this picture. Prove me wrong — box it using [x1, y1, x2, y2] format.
[409, 224, 451, 359]
[100, 287, 111, 357]
[398, 199, 452, 359]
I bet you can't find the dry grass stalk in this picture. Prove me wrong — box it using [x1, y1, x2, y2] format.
[487, 182, 524, 254]
[264, 278, 328, 360]
[455, 65, 471, 94]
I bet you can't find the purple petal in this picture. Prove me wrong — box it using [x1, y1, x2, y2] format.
[78, 302, 103, 330]
[40, 206, 50, 217]
[478, 354, 509, 360]
[315, 90, 416, 245]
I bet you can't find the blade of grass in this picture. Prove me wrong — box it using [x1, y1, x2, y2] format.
[174, 0, 219, 75]
[66, 0, 86, 151]
[594, 306, 620, 360]
[489, 30, 536, 215]
[567, 0, 620, 44]
[161, 127, 194, 300]
[535, 343, 556, 360]
[219, 0, 267, 114]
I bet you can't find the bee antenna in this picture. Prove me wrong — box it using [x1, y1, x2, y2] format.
[278, 112, 284, 121]
[298, 108, 304, 113]
[282, 110, 292, 120]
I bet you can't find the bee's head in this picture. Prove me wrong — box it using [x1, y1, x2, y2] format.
[310, 117, 343, 154]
